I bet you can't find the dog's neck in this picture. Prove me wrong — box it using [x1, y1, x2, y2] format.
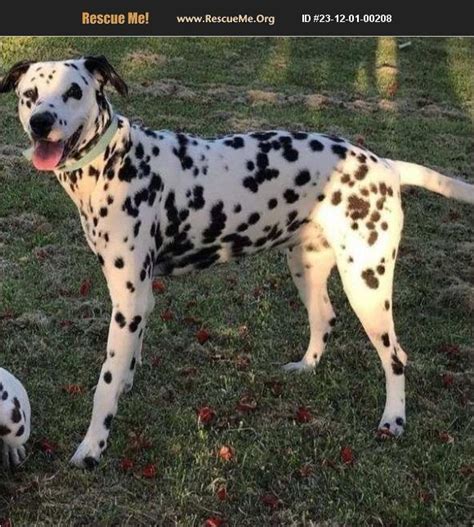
[71, 92, 113, 162]
[54, 113, 131, 207]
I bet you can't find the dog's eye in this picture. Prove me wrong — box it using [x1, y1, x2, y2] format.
[63, 83, 83, 102]
[23, 88, 38, 102]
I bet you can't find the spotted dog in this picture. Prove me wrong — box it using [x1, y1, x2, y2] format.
[1, 57, 473, 469]
[0, 368, 31, 467]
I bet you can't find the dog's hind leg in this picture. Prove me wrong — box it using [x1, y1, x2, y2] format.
[319, 200, 407, 436]
[283, 244, 336, 372]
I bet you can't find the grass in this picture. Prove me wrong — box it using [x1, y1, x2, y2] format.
[0, 37, 473, 526]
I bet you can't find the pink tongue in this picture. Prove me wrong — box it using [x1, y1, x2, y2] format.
[32, 141, 64, 171]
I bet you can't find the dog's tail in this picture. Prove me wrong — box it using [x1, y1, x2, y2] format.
[387, 160, 474, 205]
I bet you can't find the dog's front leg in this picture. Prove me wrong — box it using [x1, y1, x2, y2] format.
[70, 261, 154, 468]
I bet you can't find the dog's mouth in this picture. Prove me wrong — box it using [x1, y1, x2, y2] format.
[32, 140, 65, 171]
[31, 126, 83, 171]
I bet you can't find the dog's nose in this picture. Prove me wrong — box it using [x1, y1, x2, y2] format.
[30, 112, 55, 138]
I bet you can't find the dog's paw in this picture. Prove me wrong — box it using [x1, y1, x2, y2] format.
[70, 438, 103, 469]
[282, 359, 316, 373]
[377, 416, 405, 439]
[1, 442, 26, 468]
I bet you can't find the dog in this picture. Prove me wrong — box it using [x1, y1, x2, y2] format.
[0, 367, 31, 467]
[1, 56, 472, 468]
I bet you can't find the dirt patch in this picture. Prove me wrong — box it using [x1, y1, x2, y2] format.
[125, 51, 168, 67]
[0, 212, 51, 234]
[228, 117, 269, 132]
[14, 311, 51, 328]
[438, 280, 474, 313]
[133, 80, 197, 100]
[247, 90, 279, 105]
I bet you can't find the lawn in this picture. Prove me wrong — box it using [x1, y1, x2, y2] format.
[0, 37, 473, 526]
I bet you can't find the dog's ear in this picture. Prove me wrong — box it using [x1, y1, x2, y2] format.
[84, 55, 128, 97]
[0, 60, 33, 93]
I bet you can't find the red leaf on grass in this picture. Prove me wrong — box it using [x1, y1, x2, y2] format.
[418, 490, 432, 503]
[142, 463, 157, 478]
[62, 384, 85, 395]
[297, 463, 314, 478]
[39, 439, 58, 455]
[152, 279, 166, 293]
[459, 464, 474, 476]
[438, 431, 454, 444]
[216, 485, 228, 501]
[218, 445, 234, 461]
[35, 249, 48, 261]
[128, 431, 153, 451]
[295, 406, 312, 423]
[265, 379, 284, 396]
[438, 344, 460, 359]
[204, 518, 224, 527]
[355, 135, 366, 146]
[79, 278, 92, 297]
[0, 309, 16, 320]
[340, 446, 355, 465]
[183, 316, 202, 326]
[260, 492, 281, 510]
[321, 458, 338, 469]
[236, 395, 257, 413]
[119, 458, 134, 471]
[234, 354, 251, 370]
[59, 320, 73, 328]
[160, 309, 173, 322]
[0, 519, 12, 527]
[197, 406, 216, 425]
[196, 329, 210, 344]
[442, 373, 454, 387]
[151, 357, 161, 368]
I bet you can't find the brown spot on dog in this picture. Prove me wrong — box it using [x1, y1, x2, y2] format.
[348, 194, 370, 220]
[361, 269, 379, 289]
[331, 191, 342, 205]
[354, 164, 368, 181]
[368, 231, 378, 245]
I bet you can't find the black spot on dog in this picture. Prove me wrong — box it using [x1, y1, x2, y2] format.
[332, 145, 347, 159]
[203, 201, 226, 244]
[224, 136, 244, 149]
[381, 333, 390, 347]
[391, 354, 404, 375]
[283, 189, 299, 204]
[243, 176, 258, 193]
[295, 170, 310, 186]
[115, 312, 126, 328]
[103, 371, 112, 384]
[129, 316, 142, 333]
[115, 257, 124, 269]
[0, 425, 11, 436]
[15, 425, 25, 437]
[11, 406, 21, 424]
[309, 139, 324, 151]
[268, 198, 278, 209]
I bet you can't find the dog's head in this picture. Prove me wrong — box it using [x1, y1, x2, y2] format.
[0, 56, 127, 170]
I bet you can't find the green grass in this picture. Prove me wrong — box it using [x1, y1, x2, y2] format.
[0, 37, 473, 526]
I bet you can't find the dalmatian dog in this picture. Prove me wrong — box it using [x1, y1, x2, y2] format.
[1, 56, 473, 469]
[0, 368, 31, 467]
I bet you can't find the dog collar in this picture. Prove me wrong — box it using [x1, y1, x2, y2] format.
[22, 115, 119, 172]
